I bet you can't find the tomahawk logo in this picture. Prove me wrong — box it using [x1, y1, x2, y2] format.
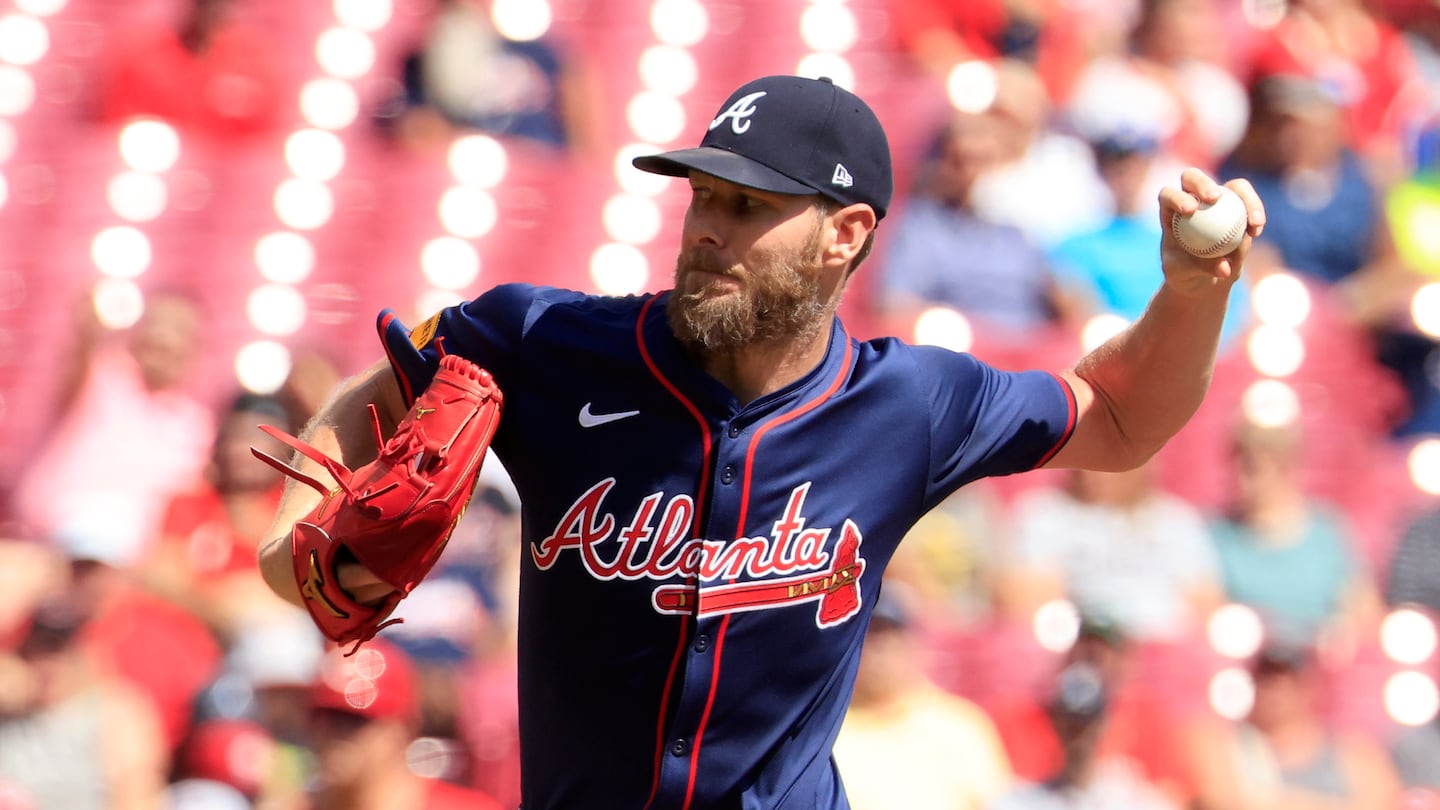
[709, 91, 767, 135]
[531, 480, 866, 628]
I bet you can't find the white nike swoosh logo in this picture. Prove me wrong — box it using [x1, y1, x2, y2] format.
[578, 403, 641, 428]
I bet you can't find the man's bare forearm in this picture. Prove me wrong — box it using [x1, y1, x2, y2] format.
[258, 359, 406, 606]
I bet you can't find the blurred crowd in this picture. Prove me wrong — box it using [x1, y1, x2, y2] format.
[7, 0, 1440, 807]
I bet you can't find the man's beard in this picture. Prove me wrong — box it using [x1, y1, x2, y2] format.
[668, 227, 829, 351]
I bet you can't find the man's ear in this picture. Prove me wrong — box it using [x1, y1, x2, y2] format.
[822, 203, 877, 269]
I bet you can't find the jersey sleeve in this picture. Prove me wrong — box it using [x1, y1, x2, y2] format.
[913, 345, 1076, 507]
[378, 283, 569, 405]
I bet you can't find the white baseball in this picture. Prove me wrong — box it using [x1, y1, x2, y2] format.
[1172, 186, 1248, 258]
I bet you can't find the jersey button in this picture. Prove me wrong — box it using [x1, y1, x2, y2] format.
[671, 738, 689, 756]
[728, 425, 740, 439]
[720, 465, 736, 485]
[694, 634, 710, 652]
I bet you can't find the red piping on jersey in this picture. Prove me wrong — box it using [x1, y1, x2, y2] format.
[681, 324, 855, 810]
[378, 311, 417, 407]
[636, 295, 713, 810]
[1034, 372, 1078, 468]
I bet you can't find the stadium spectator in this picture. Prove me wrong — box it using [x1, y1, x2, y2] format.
[1243, 0, 1428, 180]
[97, 0, 285, 140]
[875, 104, 1080, 345]
[1000, 462, 1224, 641]
[988, 659, 1179, 810]
[833, 584, 1013, 810]
[60, 524, 223, 754]
[1048, 123, 1252, 352]
[143, 392, 296, 640]
[0, 600, 169, 810]
[987, 617, 1194, 806]
[296, 640, 503, 810]
[1218, 70, 1440, 435]
[1208, 419, 1382, 644]
[1065, 0, 1248, 172]
[1385, 506, 1440, 614]
[959, 60, 1114, 250]
[12, 292, 215, 566]
[379, 0, 601, 159]
[1187, 641, 1403, 810]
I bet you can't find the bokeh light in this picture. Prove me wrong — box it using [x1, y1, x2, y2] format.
[420, 236, 480, 290]
[1240, 378, 1302, 428]
[796, 53, 854, 91]
[947, 60, 999, 114]
[14, 0, 68, 16]
[1032, 599, 1081, 654]
[448, 134, 508, 188]
[91, 278, 145, 329]
[1081, 313, 1129, 353]
[491, 0, 552, 42]
[254, 231, 315, 284]
[1411, 282, 1440, 339]
[246, 284, 308, 336]
[638, 45, 698, 97]
[626, 91, 687, 145]
[333, 0, 392, 31]
[1251, 273, 1311, 328]
[90, 226, 152, 278]
[437, 186, 498, 239]
[912, 306, 974, 353]
[0, 171, 8, 210]
[0, 15, 49, 66]
[1208, 667, 1255, 720]
[1407, 438, 1440, 495]
[273, 178, 334, 231]
[1246, 324, 1304, 377]
[107, 170, 167, 222]
[0, 65, 35, 116]
[235, 340, 292, 394]
[650, 0, 708, 47]
[415, 287, 464, 322]
[315, 27, 375, 80]
[118, 119, 181, 173]
[1381, 607, 1438, 665]
[614, 143, 671, 196]
[1207, 603, 1265, 659]
[799, 4, 858, 52]
[285, 129, 346, 182]
[602, 193, 663, 245]
[299, 78, 360, 130]
[590, 242, 649, 295]
[1384, 671, 1440, 727]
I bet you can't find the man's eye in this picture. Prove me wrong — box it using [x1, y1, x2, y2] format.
[691, 187, 711, 201]
[741, 196, 765, 210]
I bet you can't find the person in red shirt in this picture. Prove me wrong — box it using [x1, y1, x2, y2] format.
[144, 393, 294, 638]
[295, 640, 502, 810]
[988, 617, 1195, 807]
[97, 0, 285, 141]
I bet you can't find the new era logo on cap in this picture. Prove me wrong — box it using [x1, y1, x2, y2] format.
[631, 75, 894, 219]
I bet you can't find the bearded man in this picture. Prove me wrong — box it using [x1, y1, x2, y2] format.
[258, 75, 1264, 810]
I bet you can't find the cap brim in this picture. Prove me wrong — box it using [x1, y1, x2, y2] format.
[632, 147, 816, 196]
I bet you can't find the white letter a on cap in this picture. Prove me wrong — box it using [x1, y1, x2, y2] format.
[832, 163, 854, 188]
[710, 92, 767, 135]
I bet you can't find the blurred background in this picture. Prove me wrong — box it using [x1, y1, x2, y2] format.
[4, 0, 1440, 807]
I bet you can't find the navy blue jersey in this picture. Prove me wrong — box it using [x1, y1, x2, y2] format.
[380, 284, 1075, 810]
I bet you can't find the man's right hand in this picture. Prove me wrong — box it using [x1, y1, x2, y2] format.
[337, 562, 397, 606]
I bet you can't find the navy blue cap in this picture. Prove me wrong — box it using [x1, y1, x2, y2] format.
[633, 75, 894, 219]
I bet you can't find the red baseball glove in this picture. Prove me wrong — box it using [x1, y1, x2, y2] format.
[252, 353, 503, 651]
